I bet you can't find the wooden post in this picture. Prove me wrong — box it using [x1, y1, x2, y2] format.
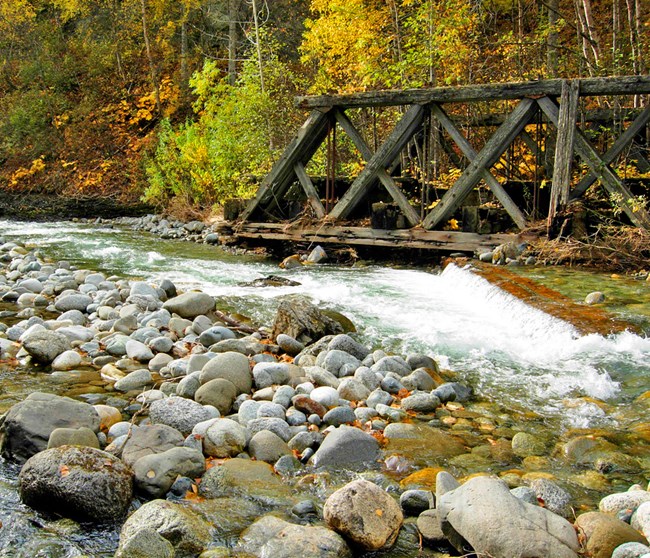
[547, 79, 580, 234]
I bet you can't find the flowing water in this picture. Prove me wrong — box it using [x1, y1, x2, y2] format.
[1, 218, 650, 556]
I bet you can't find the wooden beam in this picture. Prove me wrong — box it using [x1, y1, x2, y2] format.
[422, 98, 538, 230]
[297, 76, 650, 109]
[571, 104, 650, 199]
[240, 109, 330, 222]
[294, 162, 325, 218]
[430, 103, 528, 230]
[538, 96, 650, 229]
[329, 104, 425, 221]
[548, 79, 580, 229]
[334, 109, 420, 226]
[232, 222, 518, 252]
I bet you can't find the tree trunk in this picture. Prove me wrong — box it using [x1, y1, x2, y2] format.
[228, 0, 239, 86]
[140, 0, 162, 114]
[547, 0, 559, 77]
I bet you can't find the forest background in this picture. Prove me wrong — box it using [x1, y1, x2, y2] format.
[0, 0, 646, 217]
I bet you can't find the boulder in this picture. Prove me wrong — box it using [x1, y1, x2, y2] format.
[199, 458, 284, 500]
[203, 418, 248, 458]
[19, 445, 132, 521]
[114, 528, 174, 558]
[116, 499, 212, 558]
[21, 330, 71, 364]
[310, 425, 380, 470]
[271, 295, 344, 344]
[238, 515, 351, 558]
[0, 392, 100, 463]
[162, 292, 215, 319]
[121, 423, 185, 467]
[199, 351, 252, 394]
[575, 512, 648, 558]
[149, 396, 217, 436]
[248, 430, 291, 463]
[114, 369, 153, 392]
[324, 478, 403, 551]
[194, 378, 238, 415]
[133, 446, 206, 498]
[437, 476, 579, 558]
[54, 294, 93, 313]
[51, 350, 83, 371]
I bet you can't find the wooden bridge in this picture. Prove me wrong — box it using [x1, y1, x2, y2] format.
[223, 76, 650, 252]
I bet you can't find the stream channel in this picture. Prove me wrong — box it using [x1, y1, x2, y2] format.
[0, 218, 650, 557]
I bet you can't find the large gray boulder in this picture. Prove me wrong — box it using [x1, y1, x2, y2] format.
[115, 499, 212, 558]
[0, 392, 100, 463]
[54, 293, 93, 313]
[310, 425, 380, 470]
[162, 292, 214, 319]
[149, 396, 217, 436]
[437, 476, 580, 558]
[21, 330, 71, 364]
[238, 515, 352, 558]
[324, 478, 403, 551]
[121, 423, 185, 467]
[19, 445, 132, 521]
[133, 446, 206, 498]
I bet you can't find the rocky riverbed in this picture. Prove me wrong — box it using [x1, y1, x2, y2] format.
[1, 233, 650, 558]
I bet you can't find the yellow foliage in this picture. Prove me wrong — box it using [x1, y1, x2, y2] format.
[9, 157, 46, 186]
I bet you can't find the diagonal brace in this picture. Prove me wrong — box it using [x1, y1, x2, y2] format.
[329, 104, 425, 222]
[538, 96, 650, 230]
[423, 98, 538, 230]
[334, 109, 420, 226]
[430, 103, 528, 230]
[571, 105, 650, 199]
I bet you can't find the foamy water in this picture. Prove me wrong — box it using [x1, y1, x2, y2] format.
[3, 219, 649, 427]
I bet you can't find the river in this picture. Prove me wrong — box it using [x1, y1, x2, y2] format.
[1, 218, 650, 556]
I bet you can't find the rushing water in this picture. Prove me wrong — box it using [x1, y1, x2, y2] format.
[2, 218, 650, 556]
[1, 219, 650, 431]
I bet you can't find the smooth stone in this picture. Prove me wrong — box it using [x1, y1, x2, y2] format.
[54, 294, 93, 313]
[133, 446, 206, 498]
[328, 334, 370, 361]
[316, 349, 361, 377]
[257, 402, 286, 420]
[203, 418, 248, 457]
[601, 491, 650, 515]
[163, 291, 215, 319]
[199, 458, 283, 500]
[194, 378, 237, 415]
[401, 368, 437, 391]
[149, 396, 218, 436]
[51, 350, 83, 371]
[400, 489, 435, 516]
[115, 499, 212, 558]
[612, 542, 650, 558]
[272, 385, 296, 408]
[114, 528, 174, 558]
[176, 373, 202, 399]
[322, 406, 356, 426]
[19, 446, 132, 521]
[276, 333, 304, 356]
[126, 339, 154, 362]
[438, 476, 579, 558]
[310, 425, 380, 470]
[47, 427, 99, 449]
[248, 430, 291, 463]
[252, 362, 290, 389]
[238, 399, 262, 426]
[114, 369, 153, 392]
[585, 291, 605, 304]
[121, 424, 185, 467]
[94, 404, 123, 431]
[324, 478, 403, 551]
[237, 514, 351, 558]
[200, 351, 252, 394]
[305, 366, 340, 388]
[576, 512, 648, 558]
[310, 386, 340, 408]
[247, 417, 292, 442]
[0, 392, 100, 463]
[337, 378, 370, 402]
[416, 508, 446, 544]
[198, 326, 236, 346]
[148, 336, 174, 354]
[366, 388, 394, 409]
[22, 329, 71, 364]
[401, 392, 441, 413]
[530, 478, 572, 518]
[371, 355, 411, 376]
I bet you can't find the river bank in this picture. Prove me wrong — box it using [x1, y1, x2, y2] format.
[1, 224, 650, 557]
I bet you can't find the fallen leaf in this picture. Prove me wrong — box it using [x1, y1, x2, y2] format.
[375, 509, 383, 516]
[146, 470, 156, 479]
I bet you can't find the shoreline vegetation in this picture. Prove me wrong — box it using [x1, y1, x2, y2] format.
[1, 219, 650, 557]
